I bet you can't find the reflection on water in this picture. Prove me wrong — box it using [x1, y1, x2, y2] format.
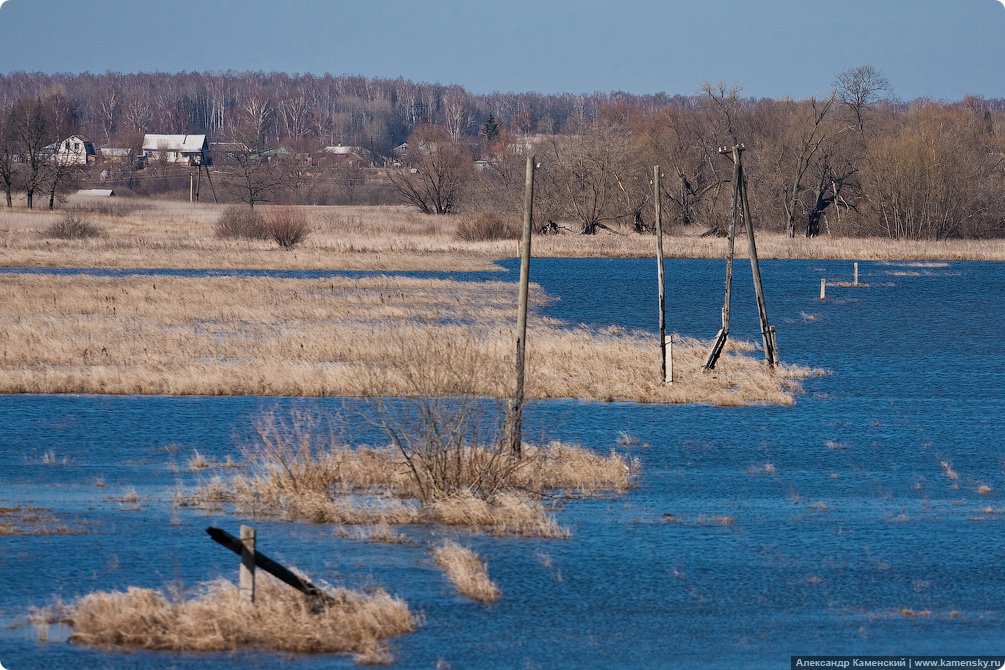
[1, 260, 1004, 669]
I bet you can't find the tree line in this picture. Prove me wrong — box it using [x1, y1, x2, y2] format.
[2, 68, 1004, 240]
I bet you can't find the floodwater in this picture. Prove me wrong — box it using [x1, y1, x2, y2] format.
[1, 258, 1003, 669]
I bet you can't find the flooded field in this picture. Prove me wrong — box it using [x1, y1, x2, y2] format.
[1, 259, 1003, 668]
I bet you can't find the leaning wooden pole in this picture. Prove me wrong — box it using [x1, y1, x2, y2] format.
[703, 146, 742, 371]
[511, 155, 535, 456]
[737, 149, 777, 367]
[654, 166, 671, 384]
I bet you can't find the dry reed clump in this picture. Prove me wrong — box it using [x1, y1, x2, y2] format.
[431, 541, 500, 603]
[43, 213, 102, 239]
[182, 410, 632, 537]
[0, 273, 815, 405]
[214, 205, 266, 239]
[454, 212, 521, 242]
[57, 573, 415, 661]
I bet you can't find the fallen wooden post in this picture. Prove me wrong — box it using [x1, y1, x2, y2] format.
[206, 526, 335, 606]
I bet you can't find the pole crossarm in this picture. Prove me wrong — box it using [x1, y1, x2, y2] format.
[206, 526, 336, 606]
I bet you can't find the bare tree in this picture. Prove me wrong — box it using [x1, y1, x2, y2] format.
[387, 125, 473, 215]
[0, 109, 17, 208]
[538, 119, 633, 234]
[863, 103, 1004, 240]
[8, 96, 51, 209]
[835, 65, 891, 135]
[222, 124, 288, 209]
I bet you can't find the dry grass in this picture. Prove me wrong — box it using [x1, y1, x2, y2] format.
[431, 541, 500, 603]
[0, 273, 812, 404]
[0, 202, 497, 271]
[0, 506, 84, 536]
[179, 411, 633, 538]
[2, 201, 1002, 273]
[52, 573, 415, 661]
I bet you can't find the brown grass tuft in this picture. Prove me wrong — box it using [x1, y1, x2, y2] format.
[431, 541, 501, 603]
[58, 573, 415, 658]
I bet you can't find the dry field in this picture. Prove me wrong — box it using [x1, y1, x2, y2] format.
[1, 200, 1003, 272]
[0, 272, 811, 404]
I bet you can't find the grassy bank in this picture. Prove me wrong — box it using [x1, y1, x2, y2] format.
[0, 273, 812, 404]
[1, 201, 1002, 272]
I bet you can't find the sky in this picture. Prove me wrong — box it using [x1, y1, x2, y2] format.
[0, 0, 1003, 101]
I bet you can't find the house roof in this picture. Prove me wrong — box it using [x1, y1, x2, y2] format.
[76, 189, 115, 197]
[142, 134, 207, 153]
[42, 135, 95, 153]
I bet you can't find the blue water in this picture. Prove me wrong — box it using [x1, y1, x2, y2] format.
[1, 259, 1003, 669]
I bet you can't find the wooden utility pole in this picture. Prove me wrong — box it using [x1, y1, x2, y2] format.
[204, 164, 219, 204]
[703, 146, 741, 371]
[738, 146, 777, 367]
[654, 166, 671, 384]
[704, 145, 776, 369]
[510, 155, 535, 456]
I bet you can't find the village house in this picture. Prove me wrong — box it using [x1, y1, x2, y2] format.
[141, 134, 209, 165]
[42, 135, 96, 165]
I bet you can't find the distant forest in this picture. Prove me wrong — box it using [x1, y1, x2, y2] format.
[2, 69, 1005, 239]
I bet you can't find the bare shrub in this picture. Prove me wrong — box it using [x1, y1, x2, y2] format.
[455, 212, 521, 242]
[264, 206, 311, 248]
[55, 573, 415, 658]
[182, 407, 632, 538]
[214, 205, 266, 239]
[432, 541, 500, 603]
[43, 214, 101, 240]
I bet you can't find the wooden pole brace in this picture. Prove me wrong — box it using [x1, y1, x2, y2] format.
[206, 527, 336, 606]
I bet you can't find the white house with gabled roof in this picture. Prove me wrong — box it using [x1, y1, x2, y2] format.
[141, 134, 209, 165]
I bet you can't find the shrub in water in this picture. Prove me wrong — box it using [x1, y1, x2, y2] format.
[215, 205, 266, 239]
[44, 214, 101, 240]
[264, 207, 311, 248]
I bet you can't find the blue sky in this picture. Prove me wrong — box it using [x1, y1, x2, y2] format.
[0, 0, 1003, 100]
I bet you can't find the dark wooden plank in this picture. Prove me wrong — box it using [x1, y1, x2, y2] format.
[206, 527, 335, 605]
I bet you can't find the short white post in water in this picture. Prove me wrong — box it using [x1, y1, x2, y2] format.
[854, 262, 859, 286]
[240, 524, 256, 603]
[820, 278, 826, 301]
